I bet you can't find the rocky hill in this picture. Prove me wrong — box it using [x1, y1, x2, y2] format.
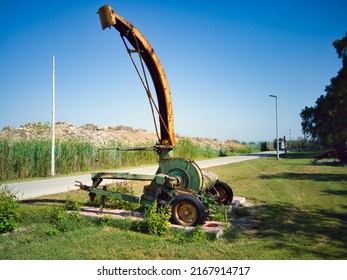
[0, 121, 237, 150]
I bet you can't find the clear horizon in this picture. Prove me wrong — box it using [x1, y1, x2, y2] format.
[1, 0, 346, 143]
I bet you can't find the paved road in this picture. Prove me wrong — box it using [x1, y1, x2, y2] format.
[2, 151, 279, 199]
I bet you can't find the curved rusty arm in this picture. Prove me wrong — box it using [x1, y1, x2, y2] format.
[97, 5, 175, 146]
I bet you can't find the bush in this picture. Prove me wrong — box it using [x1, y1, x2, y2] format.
[141, 203, 171, 236]
[0, 186, 20, 233]
[200, 192, 227, 222]
[186, 225, 208, 241]
[48, 206, 68, 232]
[64, 194, 81, 211]
[48, 206, 87, 233]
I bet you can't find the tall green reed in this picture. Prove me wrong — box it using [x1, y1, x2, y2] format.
[0, 137, 224, 181]
[0, 139, 158, 181]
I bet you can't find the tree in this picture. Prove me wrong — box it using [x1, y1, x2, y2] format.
[300, 32, 347, 148]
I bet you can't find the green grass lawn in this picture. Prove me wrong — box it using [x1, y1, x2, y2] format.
[1, 151, 346, 259]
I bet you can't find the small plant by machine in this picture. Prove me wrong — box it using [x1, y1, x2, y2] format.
[76, 5, 233, 226]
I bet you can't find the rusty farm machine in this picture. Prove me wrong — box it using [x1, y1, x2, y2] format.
[76, 5, 233, 226]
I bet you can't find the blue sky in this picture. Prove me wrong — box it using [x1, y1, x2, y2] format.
[0, 0, 346, 142]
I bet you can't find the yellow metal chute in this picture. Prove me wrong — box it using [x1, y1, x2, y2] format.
[98, 5, 175, 146]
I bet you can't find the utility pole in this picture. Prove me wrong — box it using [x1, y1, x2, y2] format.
[269, 94, 279, 160]
[51, 55, 55, 176]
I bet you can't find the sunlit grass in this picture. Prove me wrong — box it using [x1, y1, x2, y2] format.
[1, 151, 346, 260]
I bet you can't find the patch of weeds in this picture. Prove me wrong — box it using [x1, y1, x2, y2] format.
[114, 219, 141, 232]
[223, 224, 244, 240]
[48, 206, 66, 224]
[200, 192, 228, 222]
[0, 186, 20, 233]
[64, 194, 80, 211]
[140, 203, 171, 236]
[186, 225, 208, 242]
[43, 227, 60, 236]
[200, 191, 214, 209]
[165, 225, 214, 244]
[90, 214, 142, 234]
[48, 206, 88, 233]
[48, 206, 68, 232]
[88, 182, 138, 211]
[209, 205, 229, 222]
[100, 214, 115, 227]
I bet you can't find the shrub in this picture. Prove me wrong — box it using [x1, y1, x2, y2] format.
[187, 225, 208, 241]
[48, 206, 68, 231]
[0, 186, 20, 233]
[64, 194, 81, 211]
[48, 206, 87, 232]
[142, 203, 171, 236]
[200, 192, 228, 222]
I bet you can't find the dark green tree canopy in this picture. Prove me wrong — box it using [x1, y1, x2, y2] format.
[300, 32, 347, 147]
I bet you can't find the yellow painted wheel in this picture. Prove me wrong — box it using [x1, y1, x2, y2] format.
[175, 202, 198, 225]
[208, 181, 233, 205]
[171, 195, 206, 226]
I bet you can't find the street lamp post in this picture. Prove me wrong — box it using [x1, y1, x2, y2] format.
[269, 94, 279, 160]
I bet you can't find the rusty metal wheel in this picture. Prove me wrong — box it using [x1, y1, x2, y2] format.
[171, 194, 206, 226]
[208, 181, 233, 205]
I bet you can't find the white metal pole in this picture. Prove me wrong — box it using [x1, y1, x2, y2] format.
[275, 96, 279, 160]
[269, 95, 279, 160]
[51, 55, 55, 176]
